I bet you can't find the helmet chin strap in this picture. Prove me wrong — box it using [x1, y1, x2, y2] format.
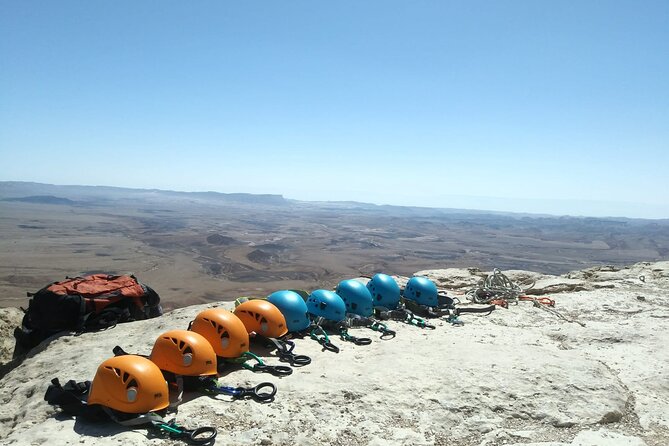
[168, 375, 184, 409]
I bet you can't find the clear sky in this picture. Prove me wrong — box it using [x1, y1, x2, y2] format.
[1, 1, 668, 218]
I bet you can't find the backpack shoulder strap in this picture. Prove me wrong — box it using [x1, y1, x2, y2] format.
[44, 378, 108, 421]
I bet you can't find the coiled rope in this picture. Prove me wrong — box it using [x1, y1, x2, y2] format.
[466, 268, 532, 304]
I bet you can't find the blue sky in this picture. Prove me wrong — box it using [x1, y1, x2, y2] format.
[1, 1, 668, 218]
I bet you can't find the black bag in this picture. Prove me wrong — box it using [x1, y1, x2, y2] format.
[17, 274, 162, 350]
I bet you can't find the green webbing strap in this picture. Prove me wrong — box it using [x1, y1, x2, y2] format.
[102, 407, 166, 427]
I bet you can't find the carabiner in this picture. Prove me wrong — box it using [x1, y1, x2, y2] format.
[310, 326, 340, 353]
[369, 321, 396, 339]
[250, 363, 293, 377]
[245, 382, 277, 401]
[235, 351, 293, 376]
[217, 382, 277, 402]
[156, 421, 217, 445]
[339, 328, 372, 346]
[275, 339, 312, 366]
[185, 426, 218, 445]
[401, 309, 435, 330]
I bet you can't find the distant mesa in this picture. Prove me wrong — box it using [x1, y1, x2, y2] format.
[247, 249, 279, 265]
[206, 234, 238, 245]
[2, 195, 77, 205]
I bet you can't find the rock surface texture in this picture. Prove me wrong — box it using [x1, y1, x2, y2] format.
[0, 261, 668, 446]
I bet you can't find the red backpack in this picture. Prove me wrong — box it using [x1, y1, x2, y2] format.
[17, 274, 162, 349]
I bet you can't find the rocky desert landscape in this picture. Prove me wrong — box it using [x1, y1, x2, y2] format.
[0, 261, 667, 445]
[1, 182, 668, 445]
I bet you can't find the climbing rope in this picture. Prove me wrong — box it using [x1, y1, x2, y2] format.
[466, 268, 585, 326]
[466, 268, 530, 304]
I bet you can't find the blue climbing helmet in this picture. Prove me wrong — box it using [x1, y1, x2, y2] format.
[306, 289, 346, 322]
[366, 273, 401, 309]
[403, 276, 439, 307]
[267, 290, 311, 332]
[335, 279, 373, 317]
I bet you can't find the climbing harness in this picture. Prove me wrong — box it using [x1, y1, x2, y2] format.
[44, 356, 218, 445]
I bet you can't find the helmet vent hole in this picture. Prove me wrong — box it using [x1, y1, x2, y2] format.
[122, 372, 130, 383]
[351, 303, 358, 310]
[183, 346, 193, 355]
[126, 378, 138, 389]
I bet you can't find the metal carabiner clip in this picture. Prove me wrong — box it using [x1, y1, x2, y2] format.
[157, 421, 217, 445]
[276, 339, 312, 366]
[244, 382, 277, 402]
[252, 363, 293, 377]
[370, 321, 396, 339]
[238, 351, 293, 376]
[310, 326, 340, 353]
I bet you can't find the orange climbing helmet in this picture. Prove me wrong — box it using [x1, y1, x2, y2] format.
[88, 355, 169, 414]
[233, 299, 288, 338]
[149, 329, 217, 377]
[189, 308, 249, 358]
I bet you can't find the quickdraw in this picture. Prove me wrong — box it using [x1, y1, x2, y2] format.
[367, 320, 396, 339]
[253, 335, 312, 366]
[152, 419, 217, 445]
[226, 351, 293, 376]
[375, 308, 436, 329]
[344, 315, 396, 339]
[309, 325, 339, 353]
[338, 327, 372, 345]
[199, 378, 277, 403]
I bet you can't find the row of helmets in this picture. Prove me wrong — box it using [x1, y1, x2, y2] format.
[83, 273, 439, 416]
[275, 273, 439, 330]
